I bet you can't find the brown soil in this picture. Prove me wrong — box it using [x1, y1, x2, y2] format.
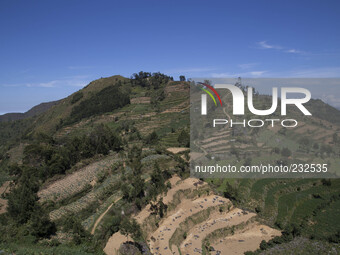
[181, 208, 256, 255]
[211, 223, 281, 255]
[0, 181, 11, 214]
[104, 232, 132, 255]
[103, 176, 281, 255]
[166, 147, 189, 154]
[104, 176, 204, 254]
[148, 195, 231, 255]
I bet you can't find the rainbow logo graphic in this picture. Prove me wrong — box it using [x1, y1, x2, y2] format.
[197, 82, 223, 107]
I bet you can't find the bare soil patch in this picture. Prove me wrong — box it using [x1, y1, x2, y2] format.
[211, 223, 281, 255]
[0, 181, 11, 214]
[166, 147, 189, 154]
[104, 232, 132, 255]
[130, 97, 150, 104]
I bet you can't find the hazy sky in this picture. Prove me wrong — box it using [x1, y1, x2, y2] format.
[1, 0, 340, 114]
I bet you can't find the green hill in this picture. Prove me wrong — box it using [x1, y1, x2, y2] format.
[0, 100, 61, 122]
[0, 73, 339, 255]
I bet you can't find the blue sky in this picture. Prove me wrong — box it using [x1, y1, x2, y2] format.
[1, 0, 340, 114]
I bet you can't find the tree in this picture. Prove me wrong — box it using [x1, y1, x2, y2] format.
[7, 169, 39, 224]
[120, 218, 141, 240]
[321, 179, 332, 186]
[151, 163, 165, 191]
[333, 133, 338, 144]
[230, 145, 240, 159]
[150, 89, 165, 107]
[145, 131, 159, 144]
[30, 205, 56, 238]
[178, 129, 190, 147]
[272, 147, 280, 154]
[61, 214, 88, 244]
[122, 184, 133, 201]
[223, 183, 239, 202]
[260, 240, 268, 250]
[243, 157, 252, 166]
[158, 199, 167, 218]
[150, 198, 167, 218]
[281, 147, 292, 157]
[179, 75, 186, 81]
[128, 146, 142, 163]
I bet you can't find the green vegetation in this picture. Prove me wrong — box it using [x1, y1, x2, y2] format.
[1, 72, 339, 254]
[9, 124, 122, 182]
[71, 91, 84, 104]
[69, 84, 130, 124]
[0, 72, 189, 254]
[306, 99, 340, 125]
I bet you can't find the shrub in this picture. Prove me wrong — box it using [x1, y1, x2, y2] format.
[71, 91, 84, 104]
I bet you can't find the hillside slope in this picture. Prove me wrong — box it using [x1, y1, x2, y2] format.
[0, 74, 339, 255]
[0, 100, 60, 122]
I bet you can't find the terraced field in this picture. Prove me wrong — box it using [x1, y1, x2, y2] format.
[104, 176, 281, 255]
[38, 156, 118, 202]
[49, 173, 121, 221]
[179, 208, 256, 255]
[211, 223, 281, 255]
[204, 177, 340, 252]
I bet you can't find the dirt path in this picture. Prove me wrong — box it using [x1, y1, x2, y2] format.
[180, 208, 255, 255]
[223, 106, 231, 122]
[193, 140, 208, 156]
[91, 196, 122, 234]
[148, 195, 230, 255]
[211, 224, 281, 255]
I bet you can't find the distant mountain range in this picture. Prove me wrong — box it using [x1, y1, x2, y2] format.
[0, 100, 60, 122]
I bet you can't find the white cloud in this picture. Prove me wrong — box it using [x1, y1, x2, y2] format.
[257, 41, 305, 55]
[257, 41, 282, 49]
[26, 80, 58, 88]
[285, 49, 305, 54]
